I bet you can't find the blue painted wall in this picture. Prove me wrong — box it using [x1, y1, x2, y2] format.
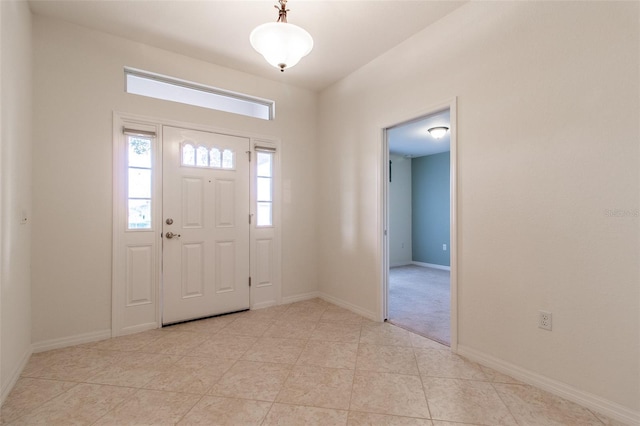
[412, 152, 450, 266]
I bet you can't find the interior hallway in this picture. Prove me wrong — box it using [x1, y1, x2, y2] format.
[1, 299, 619, 425]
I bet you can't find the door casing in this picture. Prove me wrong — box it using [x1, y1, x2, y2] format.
[379, 98, 458, 352]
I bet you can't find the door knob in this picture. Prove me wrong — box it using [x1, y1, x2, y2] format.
[165, 231, 181, 239]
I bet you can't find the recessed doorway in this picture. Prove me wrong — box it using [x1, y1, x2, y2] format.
[383, 106, 456, 347]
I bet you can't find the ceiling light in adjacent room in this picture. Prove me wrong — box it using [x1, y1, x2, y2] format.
[250, 0, 313, 72]
[428, 126, 449, 139]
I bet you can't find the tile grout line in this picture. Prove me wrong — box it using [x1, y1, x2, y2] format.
[345, 321, 364, 419]
[171, 393, 206, 426]
[489, 381, 522, 426]
[259, 301, 306, 425]
[267, 303, 304, 407]
[1, 378, 82, 425]
[412, 343, 434, 422]
[586, 408, 610, 426]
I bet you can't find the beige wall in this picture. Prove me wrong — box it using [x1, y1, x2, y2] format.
[318, 0, 639, 415]
[389, 154, 412, 267]
[0, 0, 33, 401]
[31, 16, 318, 345]
[9, 0, 640, 419]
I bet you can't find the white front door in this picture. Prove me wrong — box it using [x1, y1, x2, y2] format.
[162, 126, 250, 324]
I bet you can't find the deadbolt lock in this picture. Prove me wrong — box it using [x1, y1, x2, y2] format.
[165, 218, 174, 225]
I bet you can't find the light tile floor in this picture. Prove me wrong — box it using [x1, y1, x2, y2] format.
[1, 299, 628, 425]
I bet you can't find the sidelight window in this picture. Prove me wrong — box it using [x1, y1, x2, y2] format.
[127, 135, 152, 229]
[256, 150, 274, 227]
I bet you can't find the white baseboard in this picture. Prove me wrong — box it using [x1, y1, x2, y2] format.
[412, 261, 450, 271]
[457, 345, 640, 426]
[318, 292, 378, 322]
[251, 300, 278, 310]
[1, 346, 32, 405]
[118, 322, 158, 337]
[281, 291, 320, 305]
[32, 329, 112, 353]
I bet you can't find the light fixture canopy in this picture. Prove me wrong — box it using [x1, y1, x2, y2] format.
[428, 126, 449, 139]
[250, 0, 313, 72]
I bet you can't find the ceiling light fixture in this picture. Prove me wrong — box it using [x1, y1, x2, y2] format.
[428, 126, 449, 139]
[250, 0, 314, 72]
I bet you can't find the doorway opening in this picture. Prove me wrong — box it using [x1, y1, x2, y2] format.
[382, 101, 457, 349]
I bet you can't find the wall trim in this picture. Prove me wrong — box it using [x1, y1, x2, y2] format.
[457, 345, 640, 425]
[119, 322, 158, 336]
[1, 347, 32, 405]
[319, 292, 378, 322]
[281, 291, 320, 305]
[252, 300, 278, 310]
[411, 261, 451, 271]
[32, 329, 112, 353]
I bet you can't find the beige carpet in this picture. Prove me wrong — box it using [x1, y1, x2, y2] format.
[388, 264, 450, 346]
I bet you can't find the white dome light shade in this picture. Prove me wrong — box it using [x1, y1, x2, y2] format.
[250, 22, 313, 71]
[428, 126, 449, 139]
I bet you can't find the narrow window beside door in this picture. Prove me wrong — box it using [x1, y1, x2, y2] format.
[127, 135, 152, 229]
[256, 151, 273, 227]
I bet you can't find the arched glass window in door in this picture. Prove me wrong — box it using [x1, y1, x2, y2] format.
[181, 143, 195, 166]
[196, 146, 209, 167]
[180, 143, 235, 170]
[210, 148, 222, 168]
[222, 149, 234, 169]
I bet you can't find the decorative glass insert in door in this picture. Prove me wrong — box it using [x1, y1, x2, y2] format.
[181, 142, 235, 170]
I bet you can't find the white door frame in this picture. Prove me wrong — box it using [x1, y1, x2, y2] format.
[379, 97, 458, 352]
[112, 111, 282, 336]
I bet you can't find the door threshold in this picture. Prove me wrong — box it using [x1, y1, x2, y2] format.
[162, 308, 249, 328]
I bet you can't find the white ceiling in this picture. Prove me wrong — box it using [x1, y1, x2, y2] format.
[27, 0, 467, 92]
[388, 109, 450, 158]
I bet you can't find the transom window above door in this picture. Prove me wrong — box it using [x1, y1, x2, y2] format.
[181, 142, 235, 170]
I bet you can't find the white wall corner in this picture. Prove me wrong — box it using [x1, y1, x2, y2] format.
[457, 345, 640, 426]
[31, 329, 112, 354]
[0, 347, 32, 405]
[319, 292, 378, 322]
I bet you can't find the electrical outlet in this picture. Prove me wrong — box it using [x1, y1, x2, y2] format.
[442, 244, 447, 251]
[539, 311, 552, 331]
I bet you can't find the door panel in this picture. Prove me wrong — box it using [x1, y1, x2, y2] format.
[182, 177, 204, 227]
[162, 126, 250, 324]
[181, 242, 204, 298]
